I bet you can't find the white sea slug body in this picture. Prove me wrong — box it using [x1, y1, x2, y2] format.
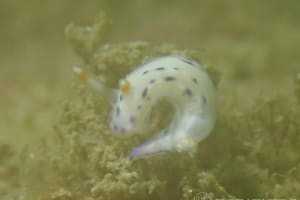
[72, 55, 216, 160]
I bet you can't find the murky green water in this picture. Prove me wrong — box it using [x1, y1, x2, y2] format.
[1, 1, 300, 199]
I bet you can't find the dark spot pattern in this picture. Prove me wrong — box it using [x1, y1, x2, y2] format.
[183, 88, 193, 97]
[130, 116, 136, 124]
[116, 106, 120, 117]
[181, 57, 195, 66]
[164, 76, 176, 81]
[192, 78, 198, 84]
[163, 129, 169, 135]
[119, 95, 123, 101]
[203, 96, 206, 104]
[173, 67, 179, 70]
[137, 105, 142, 110]
[113, 125, 118, 132]
[149, 79, 156, 84]
[142, 87, 148, 99]
[143, 70, 149, 75]
[156, 67, 165, 71]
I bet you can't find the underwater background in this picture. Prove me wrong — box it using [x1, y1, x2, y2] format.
[1, 0, 300, 199]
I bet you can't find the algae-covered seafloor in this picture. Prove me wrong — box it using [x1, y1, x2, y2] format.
[1, 0, 300, 199]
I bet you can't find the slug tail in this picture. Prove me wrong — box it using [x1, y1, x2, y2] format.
[129, 143, 168, 160]
[128, 133, 172, 160]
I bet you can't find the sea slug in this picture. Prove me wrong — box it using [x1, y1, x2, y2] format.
[72, 56, 216, 159]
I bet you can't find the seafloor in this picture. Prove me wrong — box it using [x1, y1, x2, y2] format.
[0, 0, 300, 199]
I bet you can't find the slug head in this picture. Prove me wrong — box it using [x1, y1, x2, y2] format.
[108, 78, 150, 135]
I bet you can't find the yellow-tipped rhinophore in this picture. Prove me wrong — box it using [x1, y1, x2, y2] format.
[72, 66, 90, 83]
[119, 79, 132, 95]
[72, 66, 117, 103]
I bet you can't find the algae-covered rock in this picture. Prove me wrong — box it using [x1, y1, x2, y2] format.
[0, 144, 20, 199]
[16, 13, 300, 200]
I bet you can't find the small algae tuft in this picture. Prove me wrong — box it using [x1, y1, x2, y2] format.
[65, 13, 107, 63]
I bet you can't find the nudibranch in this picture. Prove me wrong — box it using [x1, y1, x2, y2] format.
[72, 56, 216, 160]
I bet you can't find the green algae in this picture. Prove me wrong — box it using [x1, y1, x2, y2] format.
[1, 1, 300, 199]
[12, 15, 300, 200]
